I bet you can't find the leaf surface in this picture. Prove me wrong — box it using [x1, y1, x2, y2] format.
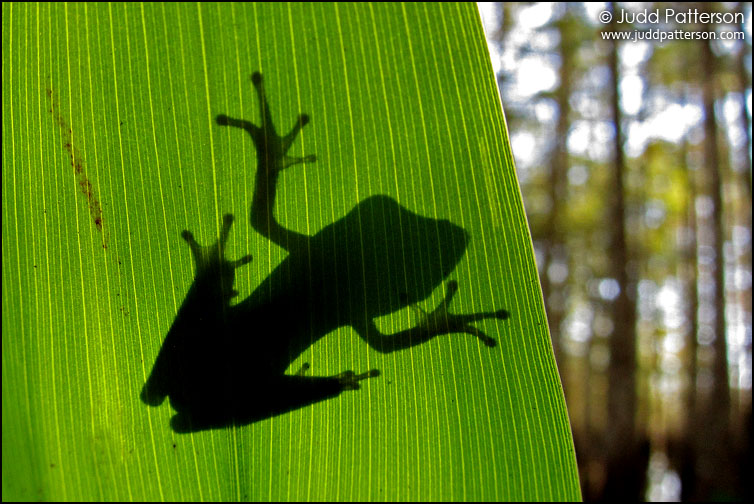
[2, 3, 580, 500]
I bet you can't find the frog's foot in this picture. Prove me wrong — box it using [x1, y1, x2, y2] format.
[333, 369, 381, 391]
[294, 362, 311, 376]
[249, 72, 317, 171]
[278, 113, 316, 170]
[414, 281, 509, 347]
[216, 72, 317, 173]
[181, 214, 252, 275]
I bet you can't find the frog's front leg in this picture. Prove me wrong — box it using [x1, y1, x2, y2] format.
[216, 72, 316, 252]
[232, 371, 379, 425]
[354, 281, 509, 352]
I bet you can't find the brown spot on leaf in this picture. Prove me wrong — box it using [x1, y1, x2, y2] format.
[46, 87, 105, 237]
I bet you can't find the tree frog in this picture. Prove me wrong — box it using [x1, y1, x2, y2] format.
[141, 72, 509, 433]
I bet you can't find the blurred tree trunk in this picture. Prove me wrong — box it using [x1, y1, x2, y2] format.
[736, 10, 753, 495]
[735, 3, 752, 197]
[689, 9, 733, 499]
[543, 5, 575, 371]
[602, 4, 644, 501]
[678, 137, 700, 501]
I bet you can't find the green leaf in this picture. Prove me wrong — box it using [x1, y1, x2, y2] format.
[2, 3, 580, 501]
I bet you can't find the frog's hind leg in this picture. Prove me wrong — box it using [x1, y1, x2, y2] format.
[354, 280, 509, 352]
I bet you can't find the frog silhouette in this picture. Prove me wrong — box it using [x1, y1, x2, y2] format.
[140, 71, 510, 433]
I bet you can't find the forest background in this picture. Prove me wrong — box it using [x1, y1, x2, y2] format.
[480, 2, 751, 501]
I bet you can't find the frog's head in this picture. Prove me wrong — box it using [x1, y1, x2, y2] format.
[393, 211, 469, 307]
[337, 195, 469, 316]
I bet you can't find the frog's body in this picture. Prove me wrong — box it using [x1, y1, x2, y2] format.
[141, 72, 508, 432]
[234, 193, 471, 375]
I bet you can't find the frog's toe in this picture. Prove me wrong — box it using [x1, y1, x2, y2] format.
[219, 214, 235, 245]
[171, 413, 192, 433]
[231, 254, 253, 269]
[462, 326, 497, 347]
[181, 229, 196, 244]
[294, 362, 311, 376]
[283, 154, 317, 169]
[181, 230, 202, 257]
[334, 369, 380, 390]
